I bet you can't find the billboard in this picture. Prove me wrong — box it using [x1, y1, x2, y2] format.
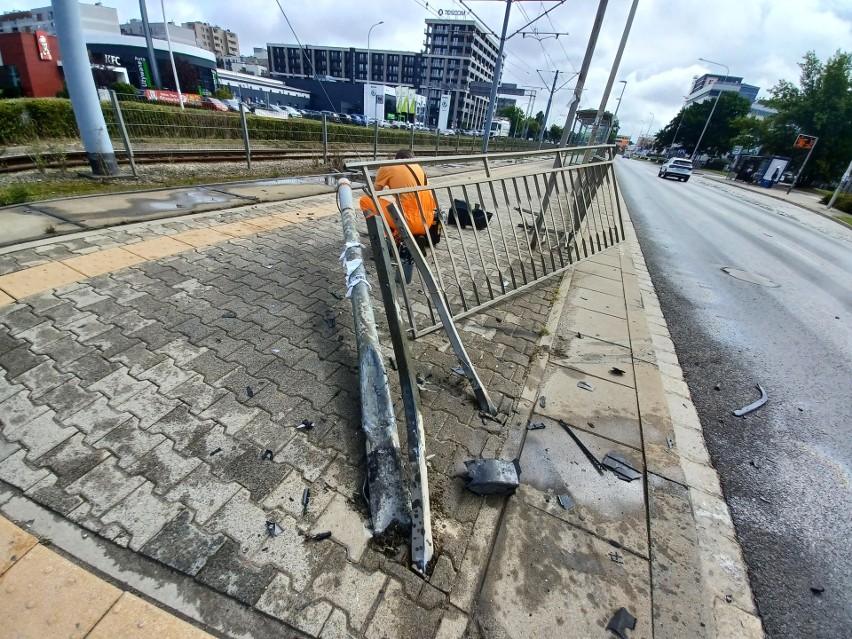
[35, 31, 52, 61]
[437, 94, 451, 131]
[144, 89, 201, 105]
[793, 134, 817, 150]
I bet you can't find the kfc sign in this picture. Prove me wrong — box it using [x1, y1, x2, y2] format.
[35, 31, 52, 61]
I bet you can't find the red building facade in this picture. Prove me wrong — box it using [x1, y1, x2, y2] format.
[0, 31, 64, 97]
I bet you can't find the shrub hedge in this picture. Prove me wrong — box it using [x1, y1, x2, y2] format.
[0, 98, 80, 142]
[820, 192, 852, 214]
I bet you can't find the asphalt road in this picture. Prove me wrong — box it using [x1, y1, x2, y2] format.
[615, 158, 852, 639]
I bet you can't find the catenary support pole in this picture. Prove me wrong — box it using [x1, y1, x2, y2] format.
[538, 70, 559, 148]
[323, 114, 330, 164]
[160, 0, 183, 110]
[239, 103, 251, 170]
[109, 90, 137, 177]
[482, 0, 513, 153]
[585, 0, 638, 152]
[138, 0, 162, 88]
[52, 0, 119, 175]
[826, 158, 852, 209]
[559, 0, 608, 147]
[337, 179, 411, 537]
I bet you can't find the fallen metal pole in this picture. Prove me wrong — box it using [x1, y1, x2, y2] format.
[363, 211, 434, 574]
[337, 178, 410, 536]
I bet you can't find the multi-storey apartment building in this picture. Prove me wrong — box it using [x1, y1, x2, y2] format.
[184, 21, 239, 58]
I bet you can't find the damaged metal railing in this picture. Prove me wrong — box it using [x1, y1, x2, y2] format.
[337, 178, 433, 573]
[347, 144, 625, 412]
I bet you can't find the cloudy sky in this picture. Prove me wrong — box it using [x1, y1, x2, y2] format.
[76, 0, 852, 137]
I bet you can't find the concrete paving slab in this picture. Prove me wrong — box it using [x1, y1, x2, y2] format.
[0, 206, 82, 246]
[0, 514, 37, 575]
[569, 269, 625, 297]
[0, 262, 84, 300]
[87, 591, 214, 639]
[536, 365, 642, 450]
[475, 498, 652, 639]
[214, 181, 335, 203]
[61, 247, 147, 278]
[549, 330, 634, 388]
[572, 258, 623, 282]
[556, 304, 631, 349]
[123, 236, 194, 260]
[518, 415, 648, 556]
[170, 228, 234, 248]
[568, 285, 627, 319]
[0, 543, 122, 639]
[0, 289, 13, 306]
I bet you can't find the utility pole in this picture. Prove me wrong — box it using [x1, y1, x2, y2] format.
[826, 158, 852, 209]
[538, 70, 559, 146]
[692, 57, 728, 160]
[160, 0, 183, 109]
[585, 0, 637, 150]
[52, 0, 119, 175]
[559, 0, 608, 146]
[138, 0, 162, 88]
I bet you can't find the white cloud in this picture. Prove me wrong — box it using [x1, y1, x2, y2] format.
[98, 0, 851, 136]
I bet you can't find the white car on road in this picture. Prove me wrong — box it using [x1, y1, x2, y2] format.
[658, 158, 693, 182]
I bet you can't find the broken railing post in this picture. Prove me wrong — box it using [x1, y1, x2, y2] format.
[336, 178, 410, 536]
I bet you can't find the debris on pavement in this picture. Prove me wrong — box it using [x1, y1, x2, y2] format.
[810, 585, 825, 595]
[302, 488, 310, 516]
[577, 380, 596, 392]
[262, 449, 274, 461]
[559, 420, 604, 475]
[463, 459, 521, 496]
[714, 384, 721, 391]
[221, 310, 238, 319]
[732, 383, 768, 417]
[725, 594, 733, 603]
[304, 531, 332, 542]
[297, 419, 314, 431]
[609, 551, 624, 564]
[539, 395, 547, 408]
[266, 521, 283, 538]
[606, 607, 637, 639]
[209, 447, 222, 456]
[451, 366, 466, 376]
[527, 422, 546, 431]
[246, 386, 254, 398]
[323, 311, 336, 328]
[666, 437, 674, 449]
[389, 357, 397, 371]
[609, 367, 626, 376]
[577, 332, 583, 339]
[601, 452, 642, 482]
[557, 494, 574, 510]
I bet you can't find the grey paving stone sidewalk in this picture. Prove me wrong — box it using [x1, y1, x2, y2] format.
[0, 197, 556, 638]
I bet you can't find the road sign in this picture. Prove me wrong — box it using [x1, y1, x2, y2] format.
[794, 134, 817, 149]
[732, 145, 743, 155]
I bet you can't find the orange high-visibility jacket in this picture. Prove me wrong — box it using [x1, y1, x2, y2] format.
[364, 163, 436, 238]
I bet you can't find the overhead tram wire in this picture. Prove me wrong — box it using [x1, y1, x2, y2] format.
[272, 0, 366, 159]
[541, 1, 576, 72]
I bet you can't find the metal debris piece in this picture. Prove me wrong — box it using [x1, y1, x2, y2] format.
[221, 310, 237, 319]
[609, 551, 624, 564]
[266, 521, 283, 538]
[557, 494, 574, 510]
[714, 384, 721, 391]
[297, 420, 314, 431]
[750, 459, 761, 469]
[577, 381, 596, 392]
[271, 348, 281, 354]
[527, 422, 546, 431]
[246, 386, 254, 398]
[601, 452, 642, 482]
[732, 384, 767, 417]
[305, 531, 332, 541]
[810, 585, 825, 595]
[539, 395, 547, 408]
[576, 332, 583, 338]
[610, 367, 626, 376]
[262, 449, 274, 461]
[559, 421, 604, 475]
[451, 366, 466, 376]
[725, 594, 733, 603]
[606, 607, 636, 639]
[666, 437, 674, 449]
[301, 488, 310, 516]
[209, 447, 222, 456]
[463, 459, 521, 496]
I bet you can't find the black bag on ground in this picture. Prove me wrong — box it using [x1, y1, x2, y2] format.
[448, 198, 493, 230]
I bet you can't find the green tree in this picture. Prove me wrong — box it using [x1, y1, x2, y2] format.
[654, 92, 751, 156]
[498, 105, 525, 136]
[762, 50, 852, 185]
[213, 87, 233, 100]
[548, 123, 563, 142]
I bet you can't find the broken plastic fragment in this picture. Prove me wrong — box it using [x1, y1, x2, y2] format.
[539, 395, 547, 408]
[297, 420, 314, 431]
[577, 380, 596, 392]
[324, 311, 336, 329]
[266, 521, 283, 538]
[221, 310, 237, 319]
[246, 386, 254, 398]
[527, 422, 546, 431]
[463, 458, 521, 496]
[606, 607, 637, 639]
[609, 551, 624, 564]
[209, 447, 222, 456]
[262, 449, 274, 461]
[610, 367, 626, 376]
[732, 384, 768, 417]
[559, 420, 604, 475]
[557, 494, 573, 510]
[451, 366, 466, 376]
[601, 452, 642, 482]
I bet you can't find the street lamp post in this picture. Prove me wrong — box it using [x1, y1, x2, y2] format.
[367, 21, 384, 85]
[644, 112, 654, 137]
[692, 57, 729, 161]
[605, 79, 626, 142]
[668, 95, 688, 156]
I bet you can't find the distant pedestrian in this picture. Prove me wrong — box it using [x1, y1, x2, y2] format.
[766, 167, 781, 189]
